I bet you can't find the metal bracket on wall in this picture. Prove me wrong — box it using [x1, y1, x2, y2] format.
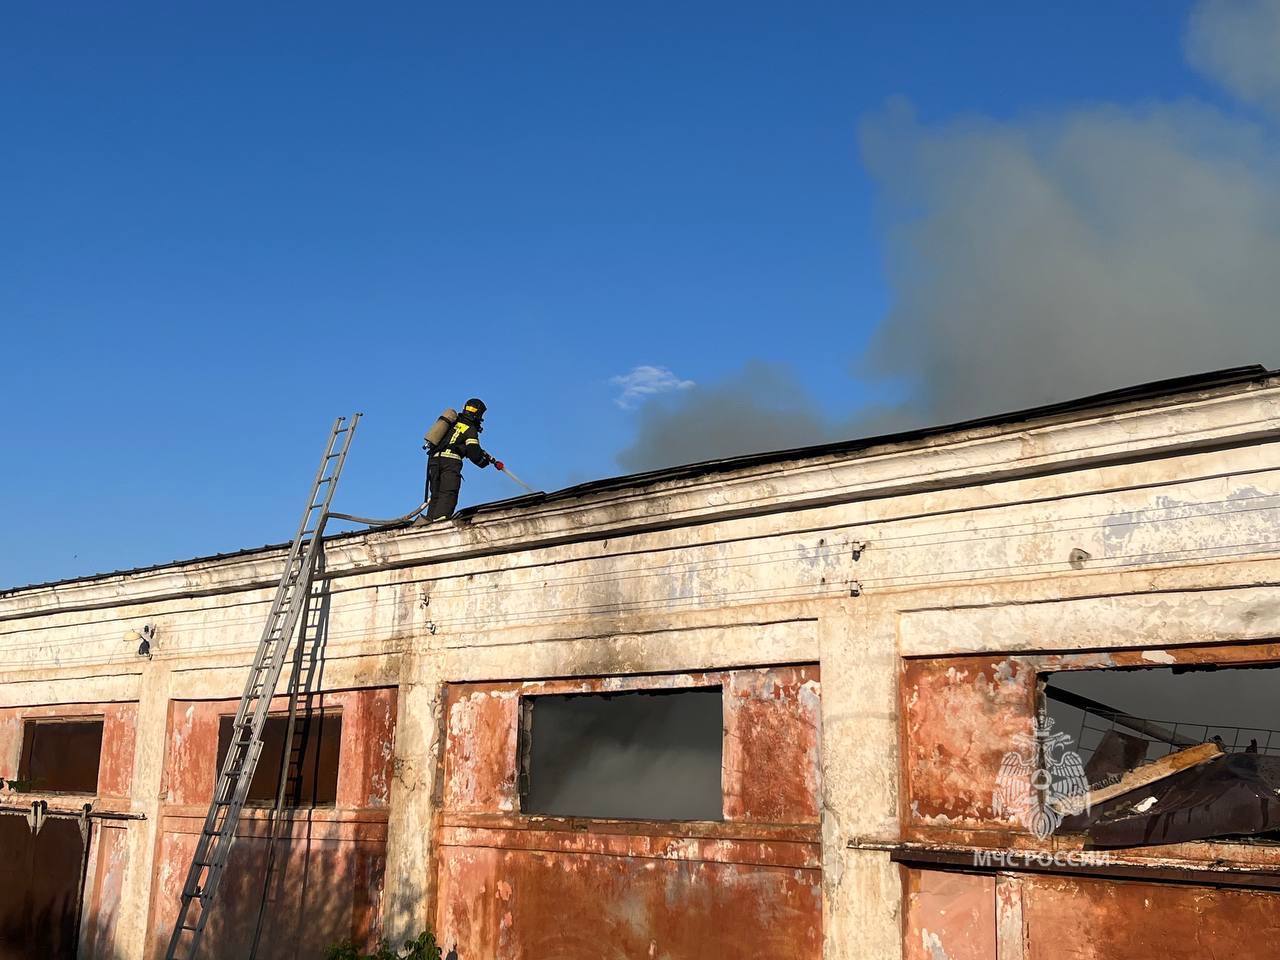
[77, 803, 91, 845]
[25, 799, 47, 836]
[0, 803, 144, 821]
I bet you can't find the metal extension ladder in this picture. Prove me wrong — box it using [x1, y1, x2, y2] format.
[164, 414, 360, 960]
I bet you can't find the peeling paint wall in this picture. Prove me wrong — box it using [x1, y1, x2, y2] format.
[436, 666, 824, 958]
[902, 642, 1280, 865]
[898, 638, 1280, 958]
[0, 701, 137, 800]
[902, 657, 1036, 834]
[1018, 874, 1280, 959]
[905, 867, 1280, 960]
[903, 870, 995, 960]
[147, 688, 397, 959]
[82, 823, 130, 959]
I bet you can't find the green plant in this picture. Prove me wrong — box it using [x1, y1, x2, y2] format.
[322, 942, 361, 960]
[323, 931, 444, 960]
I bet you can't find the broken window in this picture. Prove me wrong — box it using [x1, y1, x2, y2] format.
[216, 711, 341, 806]
[1041, 663, 1280, 847]
[18, 719, 104, 794]
[518, 687, 724, 821]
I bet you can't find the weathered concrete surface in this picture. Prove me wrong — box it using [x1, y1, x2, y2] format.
[380, 649, 447, 945]
[0, 375, 1278, 957]
[818, 598, 902, 959]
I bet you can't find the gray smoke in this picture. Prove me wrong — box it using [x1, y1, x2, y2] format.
[616, 0, 1280, 472]
[614, 361, 908, 473]
[857, 96, 1280, 421]
[1187, 0, 1280, 113]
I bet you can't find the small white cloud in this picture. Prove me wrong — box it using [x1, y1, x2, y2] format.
[610, 365, 696, 409]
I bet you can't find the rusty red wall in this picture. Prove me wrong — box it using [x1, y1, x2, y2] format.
[902, 869, 996, 960]
[436, 666, 823, 958]
[147, 687, 397, 960]
[904, 866, 1280, 959]
[0, 701, 137, 801]
[901, 641, 1280, 959]
[901, 641, 1280, 863]
[901, 654, 1037, 841]
[1019, 873, 1280, 959]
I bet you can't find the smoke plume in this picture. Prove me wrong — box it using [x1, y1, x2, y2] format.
[617, 0, 1280, 472]
[615, 362, 842, 473]
[1187, 0, 1280, 113]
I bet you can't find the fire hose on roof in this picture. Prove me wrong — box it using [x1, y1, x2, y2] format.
[325, 502, 428, 528]
[326, 454, 535, 529]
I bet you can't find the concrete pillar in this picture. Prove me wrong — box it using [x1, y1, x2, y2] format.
[116, 659, 172, 960]
[380, 649, 446, 944]
[818, 597, 903, 960]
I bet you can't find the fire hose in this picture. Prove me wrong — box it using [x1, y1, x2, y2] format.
[327, 453, 536, 529]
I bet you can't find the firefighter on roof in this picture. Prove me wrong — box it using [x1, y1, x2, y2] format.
[423, 398, 500, 520]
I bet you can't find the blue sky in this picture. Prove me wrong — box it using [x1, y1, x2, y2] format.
[4, 1, 1270, 588]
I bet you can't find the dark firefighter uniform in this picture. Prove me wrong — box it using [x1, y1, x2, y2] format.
[425, 399, 494, 520]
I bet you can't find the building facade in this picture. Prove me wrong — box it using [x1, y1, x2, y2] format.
[3, 366, 1280, 959]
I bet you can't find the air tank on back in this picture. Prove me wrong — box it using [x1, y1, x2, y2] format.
[423, 408, 458, 451]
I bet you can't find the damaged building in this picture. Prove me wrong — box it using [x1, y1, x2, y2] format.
[4, 364, 1280, 959]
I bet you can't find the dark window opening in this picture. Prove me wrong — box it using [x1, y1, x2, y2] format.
[1043, 664, 1280, 775]
[18, 719, 104, 795]
[519, 687, 724, 821]
[216, 711, 341, 807]
[1041, 663, 1280, 847]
